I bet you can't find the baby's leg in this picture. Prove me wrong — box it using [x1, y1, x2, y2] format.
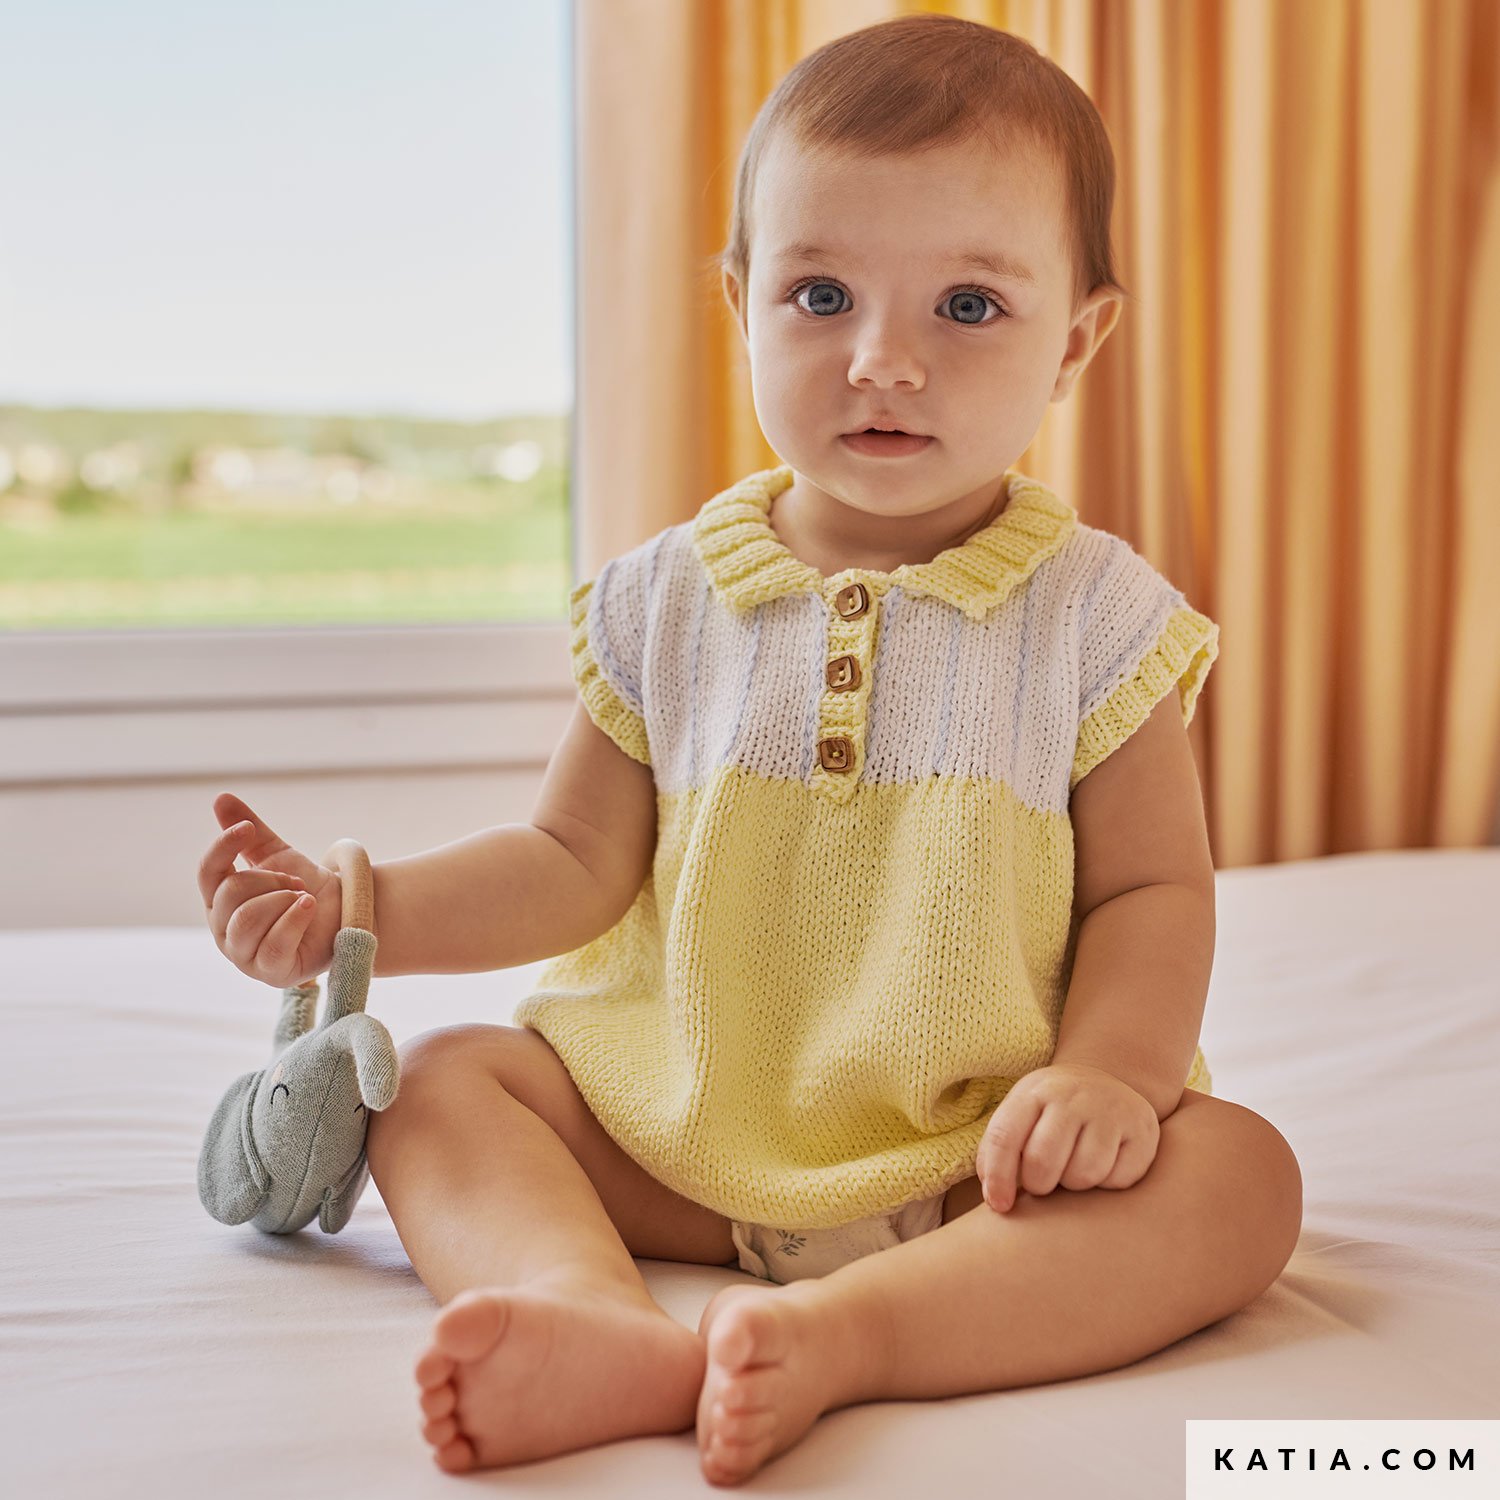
[692, 1089, 1302, 1485]
[364, 1022, 735, 1473]
[366, 1021, 734, 1303]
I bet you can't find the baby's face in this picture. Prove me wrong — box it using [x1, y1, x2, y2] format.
[725, 131, 1120, 520]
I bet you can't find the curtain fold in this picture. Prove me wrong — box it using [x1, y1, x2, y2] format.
[574, 0, 1500, 865]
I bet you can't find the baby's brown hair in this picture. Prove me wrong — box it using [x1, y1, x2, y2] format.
[708, 13, 1132, 322]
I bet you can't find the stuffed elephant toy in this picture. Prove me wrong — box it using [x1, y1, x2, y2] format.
[198, 838, 401, 1234]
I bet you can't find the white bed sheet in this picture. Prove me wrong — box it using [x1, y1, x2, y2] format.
[3, 847, 1497, 1498]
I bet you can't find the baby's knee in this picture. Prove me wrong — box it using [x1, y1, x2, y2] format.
[1170, 1095, 1302, 1269]
[366, 1025, 485, 1149]
[392, 1021, 520, 1086]
[375, 1024, 544, 1137]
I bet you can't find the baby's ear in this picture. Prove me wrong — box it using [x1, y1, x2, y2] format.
[197, 1070, 270, 1225]
[721, 267, 748, 337]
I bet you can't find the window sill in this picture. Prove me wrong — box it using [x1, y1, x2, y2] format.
[0, 620, 573, 785]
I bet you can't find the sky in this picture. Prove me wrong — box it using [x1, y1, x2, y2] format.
[0, 0, 572, 421]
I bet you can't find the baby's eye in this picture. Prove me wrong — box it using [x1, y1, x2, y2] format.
[944, 288, 1007, 325]
[789, 280, 846, 317]
[785, 278, 1009, 325]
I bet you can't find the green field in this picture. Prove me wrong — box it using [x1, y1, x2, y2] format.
[0, 405, 575, 630]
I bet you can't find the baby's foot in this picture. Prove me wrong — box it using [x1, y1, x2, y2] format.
[694, 1282, 861, 1487]
[412, 1275, 706, 1473]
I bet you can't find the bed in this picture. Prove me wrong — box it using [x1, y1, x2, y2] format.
[4, 845, 1497, 1496]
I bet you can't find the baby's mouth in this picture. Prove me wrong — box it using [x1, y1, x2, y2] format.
[841, 429, 936, 455]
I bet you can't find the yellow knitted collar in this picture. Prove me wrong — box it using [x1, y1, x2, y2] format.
[691, 463, 1078, 621]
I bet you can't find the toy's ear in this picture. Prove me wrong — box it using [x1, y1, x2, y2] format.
[197, 1069, 271, 1226]
[346, 1013, 401, 1112]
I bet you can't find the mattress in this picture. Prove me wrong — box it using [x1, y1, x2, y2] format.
[3, 847, 1497, 1497]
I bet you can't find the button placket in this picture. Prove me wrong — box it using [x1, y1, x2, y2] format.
[815, 580, 877, 793]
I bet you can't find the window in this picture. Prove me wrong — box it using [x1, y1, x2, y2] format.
[0, 0, 574, 633]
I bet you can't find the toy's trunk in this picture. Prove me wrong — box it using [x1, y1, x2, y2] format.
[253, 1132, 371, 1236]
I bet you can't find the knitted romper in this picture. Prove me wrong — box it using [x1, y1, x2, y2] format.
[514, 463, 1219, 1283]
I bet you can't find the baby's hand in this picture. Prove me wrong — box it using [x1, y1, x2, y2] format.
[977, 1063, 1160, 1212]
[199, 792, 343, 989]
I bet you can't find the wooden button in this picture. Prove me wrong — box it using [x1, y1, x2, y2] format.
[825, 654, 861, 691]
[834, 583, 869, 619]
[818, 736, 854, 771]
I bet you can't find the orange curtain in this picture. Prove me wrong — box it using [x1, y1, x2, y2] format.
[573, 0, 1500, 867]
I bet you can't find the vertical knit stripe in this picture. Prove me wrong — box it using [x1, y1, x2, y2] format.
[931, 601, 963, 774]
[569, 579, 649, 767]
[724, 594, 763, 766]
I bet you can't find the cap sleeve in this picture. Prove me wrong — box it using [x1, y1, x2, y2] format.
[569, 555, 652, 769]
[1070, 538, 1219, 792]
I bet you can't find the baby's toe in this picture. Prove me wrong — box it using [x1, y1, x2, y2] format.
[420, 1383, 456, 1420]
[719, 1368, 778, 1413]
[705, 1428, 773, 1486]
[423, 1414, 460, 1448]
[414, 1347, 456, 1389]
[433, 1434, 477, 1473]
[432, 1288, 509, 1363]
[714, 1405, 777, 1445]
[711, 1412, 777, 1473]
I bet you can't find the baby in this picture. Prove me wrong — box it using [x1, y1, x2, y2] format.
[201, 13, 1301, 1489]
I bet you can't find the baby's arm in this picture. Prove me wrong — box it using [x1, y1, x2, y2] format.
[1052, 693, 1217, 1120]
[371, 700, 657, 977]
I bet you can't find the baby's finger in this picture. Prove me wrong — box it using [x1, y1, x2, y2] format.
[208, 868, 308, 942]
[197, 819, 261, 909]
[222, 887, 311, 972]
[1061, 1118, 1122, 1193]
[251, 890, 319, 984]
[980, 1090, 1046, 1212]
[210, 796, 293, 875]
[1018, 1107, 1088, 1201]
[1102, 1128, 1157, 1192]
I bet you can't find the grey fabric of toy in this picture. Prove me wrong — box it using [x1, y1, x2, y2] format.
[198, 905, 400, 1235]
